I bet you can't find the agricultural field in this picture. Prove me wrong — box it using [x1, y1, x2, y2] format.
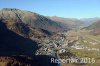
[62, 30, 100, 66]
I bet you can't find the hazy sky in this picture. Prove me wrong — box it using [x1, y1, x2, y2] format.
[0, 0, 100, 18]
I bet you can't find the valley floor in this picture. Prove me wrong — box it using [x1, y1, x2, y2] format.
[60, 30, 100, 66]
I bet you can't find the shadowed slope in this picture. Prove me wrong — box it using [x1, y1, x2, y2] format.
[0, 20, 59, 66]
[0, 20, 39, 56]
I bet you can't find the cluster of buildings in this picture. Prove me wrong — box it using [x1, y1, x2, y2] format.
[35, 33, 69, 57]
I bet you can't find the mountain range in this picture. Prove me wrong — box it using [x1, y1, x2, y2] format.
[80, 17, 100, 26]
[0, 8, 59, 66]
[0, 8, 68, 33]
[0, 8, 100, 66]
[0, 8, 100, 54]
[48, 16, 100, 29]
[1, 8, 99, 31]
[48, 16, 85, 29]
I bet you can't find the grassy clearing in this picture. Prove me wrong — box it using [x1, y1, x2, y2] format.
[70, 49, 100, 58]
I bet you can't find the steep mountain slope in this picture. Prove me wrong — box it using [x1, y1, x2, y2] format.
[0, 19, 50, 43]
[0, 14, 62, 66]
[0, 8, 67, 32]
[85, 20, 100, 30]
[84, 20, 100, 35]
[80, 17, 100, 26]
[48, 16, 85, 29]
[0, 8, 69, 57]
[0, 13, 55, 55]
[0, 17, 60, 66]
[0, 20, 39, 55]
